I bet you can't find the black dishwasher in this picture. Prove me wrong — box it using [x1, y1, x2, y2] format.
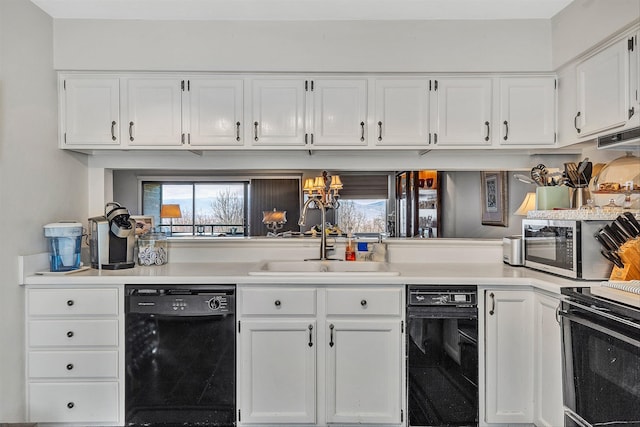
[125, 285, 236, 426]
[407, 285, 478, 427]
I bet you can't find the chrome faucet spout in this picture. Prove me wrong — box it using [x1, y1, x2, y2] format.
[298, 196, 331, 260]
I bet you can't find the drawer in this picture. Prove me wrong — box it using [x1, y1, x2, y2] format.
[28, 382, 119, 423]
[241, 288, 316, 315]
[28, 288, 119, 317]
[29, 350, 118, 379]
[326, 288, 402, 316]
[29, 319, 118, 348]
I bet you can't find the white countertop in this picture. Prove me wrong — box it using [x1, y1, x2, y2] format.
[23, 260, 578, 295]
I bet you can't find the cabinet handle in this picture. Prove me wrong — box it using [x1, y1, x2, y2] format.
[574, 112, 581, 134]
[129, 121, 134, 141]
[66, 363, 74, 370]
[485, 121, 491, 141]
[66, 331, 74, 338]
[502, 120, 508, 141]
[310, 134, 314, 145]
[66, 299, 74, 306]
[305, 133, 308, 144]
[181, 133, 185, 145]
[555, 304, 561, 325]
[433, 133, 438, 144]
[360, 299, 367, 307]
[329, 324, 335, 347]
[236, 121, 241, 142]
[67, 402, 74, 409]
[111, 121, 116, 141]
[308, 324, 313, 347]
[489, 292, 495, 316]
[274, 299, 281, 307]
[377, 121, 382, 141]
[254, 121, 259, 141]
[360, 121, 365, 142]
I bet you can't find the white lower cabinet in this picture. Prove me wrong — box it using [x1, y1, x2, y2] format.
[533, 291, 564, 427]
[326, 319, 401, 424]
[240, 319, 317, 424]
[483, 289, 534, 425]
[26, 286, 123, 426]
[237, 285, 404, 426]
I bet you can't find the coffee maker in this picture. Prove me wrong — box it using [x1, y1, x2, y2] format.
[89, 202, 136, 270]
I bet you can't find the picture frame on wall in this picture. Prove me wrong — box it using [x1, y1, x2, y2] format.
[130, 215, 154, 236]
[481, 171, 508, 227]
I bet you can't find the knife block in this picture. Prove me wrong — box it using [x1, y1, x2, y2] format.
[609, 240, 640, 281]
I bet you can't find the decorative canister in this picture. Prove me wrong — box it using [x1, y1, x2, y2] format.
[137, 231, 168, 266]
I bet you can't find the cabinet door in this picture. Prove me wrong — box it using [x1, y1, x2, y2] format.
[187, 78, 243, 147]
[576, 37, 630, 136]
[484, 290, 534, 424]
[239, 320, 316, 424]
[311, 79, 367, 146]
[432, 78, 492, 146]
[124, 78, 183, 146]
[326, 320, 402, 424]
[61, 76, 120, 147]
[498, 77, 556, 145]
[534, 292, 564, 427]
[374, 79, 430, 146]
[251, 79, 306, 146]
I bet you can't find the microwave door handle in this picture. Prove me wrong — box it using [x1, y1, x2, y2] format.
[561, 309, 640, 347]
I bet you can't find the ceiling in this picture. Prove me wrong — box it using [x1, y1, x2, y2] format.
[30, 0, 574, 21]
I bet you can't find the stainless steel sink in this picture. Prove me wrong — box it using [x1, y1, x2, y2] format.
[248, 260, 400, 276]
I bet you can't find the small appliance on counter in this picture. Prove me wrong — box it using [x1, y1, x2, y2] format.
[89, 202, 136, 270]
[43, 222, 83, 272]
[502, 235, 523, 266]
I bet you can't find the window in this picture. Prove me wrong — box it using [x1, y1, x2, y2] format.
[142, 181, 248, 236]
[335, 175, 389, 234]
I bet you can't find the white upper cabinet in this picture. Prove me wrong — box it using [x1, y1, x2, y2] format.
[374, 79, 430, 146]
[123, 78, 184, 146]
[432, 78, 493, 146]
[310, 79, 368, 147]
[186, 78, 244, 147]
[250, 79, 307, 146]
[60, 76, 120, 147]
[498, 77, 556, 145]
[575, 37, 631, 137]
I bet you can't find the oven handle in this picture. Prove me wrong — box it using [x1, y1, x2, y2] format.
[560, 310, 640, 348]
[562, 299, 640, 331]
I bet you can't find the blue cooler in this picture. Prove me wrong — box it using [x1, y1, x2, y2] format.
[44, 222, 83, 272]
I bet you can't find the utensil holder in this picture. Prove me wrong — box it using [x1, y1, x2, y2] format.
[535, 186, 570, 210]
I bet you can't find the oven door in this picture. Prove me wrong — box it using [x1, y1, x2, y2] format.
[560, 300, 640, 427]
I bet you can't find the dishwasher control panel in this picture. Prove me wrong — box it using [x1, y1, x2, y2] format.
[126, 286, 235, 316]
[408, 285, 477, 307]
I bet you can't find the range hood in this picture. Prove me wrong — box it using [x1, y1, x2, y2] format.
[597, 127, 640, 150]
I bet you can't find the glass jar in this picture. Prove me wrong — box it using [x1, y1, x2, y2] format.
[137, 232, 168, 266]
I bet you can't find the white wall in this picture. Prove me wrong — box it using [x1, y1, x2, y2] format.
[551, 0, 640, 69]
[0, 0, 88, 421]
[53, 19, 553, 72]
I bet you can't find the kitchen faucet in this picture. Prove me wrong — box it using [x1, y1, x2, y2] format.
[298, 196, 336, 261]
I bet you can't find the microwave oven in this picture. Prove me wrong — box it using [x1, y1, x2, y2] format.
[522, 219, 613, 280]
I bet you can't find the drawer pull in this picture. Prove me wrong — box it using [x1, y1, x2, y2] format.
[66, 299, 74, 306]
[66, 331, 74, 338]
[67, 402, 74, 409]
[361, 299, 367, 307]
[274, 300, 281, 307]
[66, 363, 74, 370]
[308, 324, 313, 347]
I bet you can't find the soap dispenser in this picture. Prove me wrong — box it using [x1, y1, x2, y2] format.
[345, 233, 356, 261]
